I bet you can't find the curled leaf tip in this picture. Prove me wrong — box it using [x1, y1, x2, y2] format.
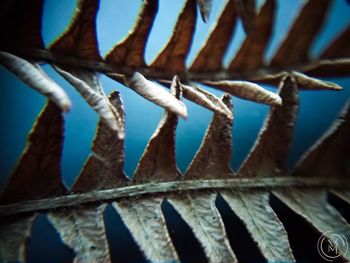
[0, 52, 72, 112]
[126, 72, 188, 119]
[170, 75, 183, 99]
[292, 71, 343, 91]
[197, 0, 212, 22]
[203, 80, 282, 107]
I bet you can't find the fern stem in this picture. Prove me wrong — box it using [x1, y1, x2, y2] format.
[8, 48, 350, 82]
[0, 177, 348, 216]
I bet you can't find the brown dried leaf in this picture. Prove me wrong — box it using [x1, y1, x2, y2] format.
[168, 191, 237, 263]
[197, 0, 213, 22]
[234, 0, 256, 35]
[50, 0, 101, 60]
[238, 76, 299, 177]
[0, 0, 44, 51]
[229, 0, 275, 72]
[113, 198, 179, 262]
[184, 84, 233, 119]
[185, 94, 234, 180]
[151, 0, 197, 72]
[0, 52, 71, 112]
[271, 0, 331, 67]
[191, 0, 236, 72]
[303, 59, 350, 78]
[53, 66, 122, 133]
[159, 80, 233, 119]
[133, 76, 182, 184]
[0, 214, 36, 263]
[221, 190, 295, 262]
[274, 189, 350, 262]
[105, 0, 158, 67]
[321, 25, 350, 59]
[203, 80, 282, 106]
[48, 204, 110, 263]
[292, 71, 342, 91]
[125, 72, 187, 119]
[72, 92, 127, 193]
[294, 100, 350, 178]
[0, 102, 67, 204]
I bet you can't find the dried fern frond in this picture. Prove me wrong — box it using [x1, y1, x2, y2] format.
[0, 0, 349, 262]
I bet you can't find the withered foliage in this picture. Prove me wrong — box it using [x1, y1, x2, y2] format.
[0, 0, 349, 262]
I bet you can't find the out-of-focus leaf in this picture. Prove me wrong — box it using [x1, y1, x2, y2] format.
[304, 59, 350, 78]
[0, 0, 44, 51]
[274, 189, 350, 262]
[105, 0, 158, 67]
[321, 25, 350, 59]
[0, 52, 71, 112]
[113, 198, 179, 262]
[197, 0, 213, 22]
[292, 71, 342, 91]
[185, 94, 234, 180]
[125, 72, 187, 119]
[0, 102, 67, 203]
[50, 0, 101, 60]
[191, 0, 236, 72]
[151, 0, 197, 72]
[169, 191, 237, 263]
[294, 100, 350, 178]
[239, 76, 299, 177]
[72, 92, 128, 193]
[203, 80, 282, 106]
[48, 205, 111, 263]
[221, 190, 295, 262]
[0, 215, 36, 263]
[271, 0, 330, 66]
[234, 0, 256, 34]
[332, 191, 350, 205]
[229, 0, 275, 72]
[133, 76, 182, 184]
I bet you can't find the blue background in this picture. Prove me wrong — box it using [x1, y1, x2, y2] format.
[0, 0, 350, 262]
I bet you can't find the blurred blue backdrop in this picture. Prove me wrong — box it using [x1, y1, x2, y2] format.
[0, 0, 350, 262]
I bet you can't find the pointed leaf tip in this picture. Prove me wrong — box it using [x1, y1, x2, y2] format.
[126, 72, 188, 119]
[105, 0, 158, 67]
[203, 80, 282, 106]
[72, 91, 127, 193]
[50, 0, 101, 60]
[292, 71, 342, 91]
[234, 0, 256, 35]
[238, 75, 299, 177]
[294, 99, 350, 178]
[197, 0, 213, 22]
[229, 0, 275, 71]
[151, 0, 197, 72]
[271, 0, 331, 66]
[191, 0, 236, 72]
[185, 94, 234, 180]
